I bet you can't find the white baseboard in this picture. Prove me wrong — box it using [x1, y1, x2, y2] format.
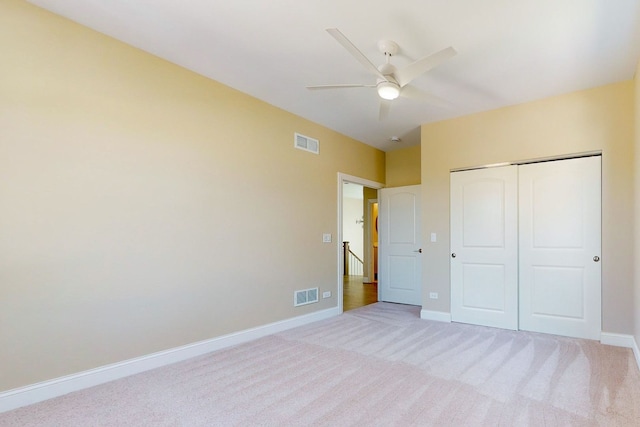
[600, 332, 640, 372]
[600, 332, 635, 348]
[0, 306, 340, 414]
[420, 309, 452, 323]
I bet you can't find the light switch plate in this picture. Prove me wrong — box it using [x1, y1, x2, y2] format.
[322, 233, 332, 243]
[430, 233, 437, 242]
[429, 292, 438, 299]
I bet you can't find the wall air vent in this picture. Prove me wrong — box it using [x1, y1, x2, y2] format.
[294, 133, 319, 154]
[294, 287, 319, 307]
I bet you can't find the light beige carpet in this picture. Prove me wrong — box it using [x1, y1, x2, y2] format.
[1, 302, 639, 426]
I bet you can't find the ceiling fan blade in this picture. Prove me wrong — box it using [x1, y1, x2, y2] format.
[379, 99, 392, 121]
[306, 84, 376, 90]
[400, 85, 453, 109]
[326, 28, 386, 81]
[396, 46, 457, 87]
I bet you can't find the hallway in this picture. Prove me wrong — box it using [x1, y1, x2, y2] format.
[343, 276, 378, 311]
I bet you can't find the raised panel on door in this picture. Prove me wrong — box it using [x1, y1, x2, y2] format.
[519, 156, 601, 340]
[450, 166, 518, 330]
[379, 185, 422, 305]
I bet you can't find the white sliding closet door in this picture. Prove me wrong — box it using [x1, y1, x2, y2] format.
[450, 166, 519, 330]
[519, 157, 601, 340]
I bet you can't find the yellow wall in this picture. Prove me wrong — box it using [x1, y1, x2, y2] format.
[0, 0, 384, 391]
[385, 145, 421, 187]
[421, 81, 635, 334]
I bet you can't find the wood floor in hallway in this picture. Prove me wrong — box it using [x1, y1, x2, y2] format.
[343, 275, 378, 311]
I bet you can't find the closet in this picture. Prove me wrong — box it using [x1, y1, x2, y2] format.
[450, 156, 601, 340]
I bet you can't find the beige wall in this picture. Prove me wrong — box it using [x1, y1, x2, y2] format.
[421, 81, 635, 335]
[385, 145, 421, 187]
[0, 0, 384, 392]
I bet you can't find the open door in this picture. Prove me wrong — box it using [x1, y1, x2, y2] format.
[378, 185, 422, 305]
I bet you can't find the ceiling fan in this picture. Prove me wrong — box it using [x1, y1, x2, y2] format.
[307, 28, 456, 119]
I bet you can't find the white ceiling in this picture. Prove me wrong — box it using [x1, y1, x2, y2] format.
[28, 0, 640, 152]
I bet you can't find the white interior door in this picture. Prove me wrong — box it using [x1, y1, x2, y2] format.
[519, 157, 601, 340]
[450, 166, 519, 330]
[379, 185, 422, 305]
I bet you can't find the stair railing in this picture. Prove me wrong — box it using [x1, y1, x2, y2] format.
[343, 241, 364, 276]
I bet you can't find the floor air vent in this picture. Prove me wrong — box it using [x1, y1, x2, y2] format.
[294, 287, 319, 307]
[294, 133, 319, 154]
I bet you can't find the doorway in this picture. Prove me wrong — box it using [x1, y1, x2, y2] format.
[337, 173, 383, 313]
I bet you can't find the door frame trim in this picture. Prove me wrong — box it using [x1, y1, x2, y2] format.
[364, 198, 378, 283]
[337, 173, 384, 313]
[450, 150, 602, 173]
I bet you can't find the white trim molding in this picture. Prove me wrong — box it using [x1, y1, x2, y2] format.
[0, 307, 340, 414]
[600, 332, 635, 348]
[600, 332, 640, 371]
[420, 309, 452, 323]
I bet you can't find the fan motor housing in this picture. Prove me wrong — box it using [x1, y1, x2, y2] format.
[377, 63, 398, 78]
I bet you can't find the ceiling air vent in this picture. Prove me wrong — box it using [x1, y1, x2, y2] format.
[294, 133, 319, 154]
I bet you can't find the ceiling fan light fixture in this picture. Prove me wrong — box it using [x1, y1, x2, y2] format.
[377, 81, 400, 100]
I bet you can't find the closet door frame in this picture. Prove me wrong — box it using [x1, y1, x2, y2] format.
[449, 153, 602, 340]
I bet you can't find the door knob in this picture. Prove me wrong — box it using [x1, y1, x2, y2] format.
[451, 253, 456, 258]
[593, 256, 600, 262]
[414, 249, 422, 253]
